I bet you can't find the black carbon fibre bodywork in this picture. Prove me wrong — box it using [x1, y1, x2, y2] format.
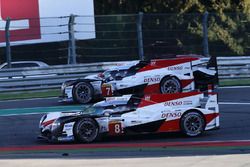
[125, 119, 166, 133]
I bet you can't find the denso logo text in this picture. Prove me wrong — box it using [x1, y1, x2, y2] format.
[167, 66, 183, 71]
[164, 101, 183, 106]
[144, 77, 160, 83]
[161, 112, 182, 119]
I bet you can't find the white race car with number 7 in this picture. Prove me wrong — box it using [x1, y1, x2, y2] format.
[39, 91, 219, 143]
[60, 56, 216, 104]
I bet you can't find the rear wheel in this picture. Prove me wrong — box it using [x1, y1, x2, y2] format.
[180, 111, 205, 137]
[73, 82, 93, 104]
[73, 118, 99, 143]
[160, 77, 181, 94]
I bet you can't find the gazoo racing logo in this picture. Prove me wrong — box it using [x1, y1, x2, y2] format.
[164, 100, 183, 106]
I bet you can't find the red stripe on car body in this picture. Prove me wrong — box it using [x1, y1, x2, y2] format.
[143, 83, 160, 94]
[157, 113, 219, 133]
[138, 58, 199, 73]
[205, 113, 219, 124]
[41, 119, 55, 127]
[157, 119, 180, 132]
[138, 91, 202, 108]
[181, 79, 194, 88]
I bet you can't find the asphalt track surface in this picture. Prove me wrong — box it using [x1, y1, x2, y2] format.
[0, 87, 250, 158]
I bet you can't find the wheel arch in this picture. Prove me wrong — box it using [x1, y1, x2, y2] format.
[73, 116, 100, 133]
[159, 75, 183, 93]
[73, 117, 100, 143]
[72, 81, 95, 104]
[180, 109, 206, 129]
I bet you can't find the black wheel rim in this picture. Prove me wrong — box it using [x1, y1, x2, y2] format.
[78, 121, 98, 142]
[161, 79, 179, 94]
[183, 114, 203, 136]
[76, 84, 91, 103]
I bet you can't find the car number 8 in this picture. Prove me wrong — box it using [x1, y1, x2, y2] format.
[109, 122, 123, 135]
[115, 124, 121, 134]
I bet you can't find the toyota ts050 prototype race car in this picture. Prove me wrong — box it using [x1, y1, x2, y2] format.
[39, 91, 219, 143]
[60, 56, 217, 104]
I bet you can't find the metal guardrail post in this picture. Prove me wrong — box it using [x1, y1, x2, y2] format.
[68, 14, 77, 64]
[202, 11, 209, 57]
[5, 17, 12, 68]
[137, 12, 144, 61]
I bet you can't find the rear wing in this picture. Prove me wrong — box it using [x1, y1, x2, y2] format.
[131, 88, 218, 111]
[177, 54, 219, 86]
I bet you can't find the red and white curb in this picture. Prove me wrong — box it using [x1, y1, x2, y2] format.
[1, 140, 250, 152]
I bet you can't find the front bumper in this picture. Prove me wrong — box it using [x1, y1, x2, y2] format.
[38, 130, 75, 142]
[58, 97, 74, 103]
[60, 85, 74, 103]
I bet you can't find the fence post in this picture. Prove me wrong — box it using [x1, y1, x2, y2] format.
[68, 14, 77, 64]
[137, 12, 144, 61]
[5, 17, 12, 68]
[202, 11, 209, 57]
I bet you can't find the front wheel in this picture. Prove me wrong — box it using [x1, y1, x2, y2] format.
[73, 82, 94, 104]
[160, 77, 181, 94]
[73, 118, 99, 143]
[180, 111, 205, 137]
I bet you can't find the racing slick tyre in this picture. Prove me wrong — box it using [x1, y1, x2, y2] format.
[180, 111, 205, 137]
[73, 118, 99, 143]
[73, 82, 94, 104]
[160, 76, 181, 94]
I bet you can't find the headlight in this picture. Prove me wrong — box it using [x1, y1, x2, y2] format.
[61, 83, 67, 90]
[61, 80, 75, 90]
[51, 120, 61, 131]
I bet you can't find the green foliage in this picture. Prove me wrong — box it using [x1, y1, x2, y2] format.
[94, 0, 250, 56]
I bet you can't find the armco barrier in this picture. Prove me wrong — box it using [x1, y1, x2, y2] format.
[0, 57, 249, 92]
[217, 57, 250, 79]
[0, 61, 132, 92]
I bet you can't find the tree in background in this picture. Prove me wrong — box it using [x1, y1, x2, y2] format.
[95, 0, 250, 56]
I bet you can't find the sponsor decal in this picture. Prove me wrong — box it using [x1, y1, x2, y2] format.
[58, 136, 74, 141]
[167, 66, 183, 71]
[183, 101, 192, 105]
[64, 124, 73, 131]
[131, 120, 142, 124]
[144, 76, 161, 83]
[106, 97, 129, 102]
[100, 126, 107, 132]
[161, 112, 182, 119]
[63, 122, 74, 135]
[164, 100, 193, 106]
[118, 84, 128, 88]
[164, 101, 183, 106]
[144, 95, 151, 101]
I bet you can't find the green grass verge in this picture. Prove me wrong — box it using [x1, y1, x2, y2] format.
[0, 89, 60, 101]
[219, 79, 250, 87]
[0, 79, 249, 101]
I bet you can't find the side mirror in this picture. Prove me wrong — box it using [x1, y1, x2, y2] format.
[103, 109, 114, 116]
